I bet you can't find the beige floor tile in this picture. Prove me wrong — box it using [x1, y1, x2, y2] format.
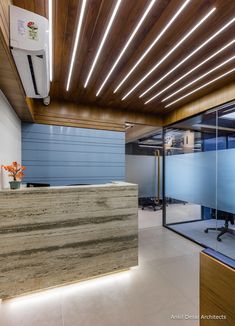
[0, 292, 63, 326]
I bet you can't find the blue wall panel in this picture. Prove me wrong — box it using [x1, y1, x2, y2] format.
[22, 123, 125, 186]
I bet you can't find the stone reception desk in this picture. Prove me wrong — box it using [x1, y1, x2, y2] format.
[0, 182, 138, 299]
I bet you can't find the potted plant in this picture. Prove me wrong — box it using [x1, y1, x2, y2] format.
[2, 162, 26, 189]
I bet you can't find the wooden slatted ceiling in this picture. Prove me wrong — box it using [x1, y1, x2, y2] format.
[13, 0, 235, 116]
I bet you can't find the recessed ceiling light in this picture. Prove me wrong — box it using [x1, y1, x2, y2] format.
[164, 68, 235, 108]
[113, 0, 191, 93]
[96, 0, 157, 96]
[121, 7, 216, 100]
[84, 0, 122, 88]
[66, 0, 87, 92]
[144, 39, 235, 104]
[49, 0, 53, 81]
[140, 17, 235, 98]
[161, 55, 235, 102]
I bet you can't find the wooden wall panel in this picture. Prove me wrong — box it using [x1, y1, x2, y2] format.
[163, 82, 235, 126]
[0, 0, 34, 121]
[0, 30, 34, 121]
[31, 99, 162, 131]
[200, 252, 235, 326]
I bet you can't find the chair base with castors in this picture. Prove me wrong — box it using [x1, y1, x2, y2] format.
[204, 218, 234, 241]
[139, 197, 162, 211]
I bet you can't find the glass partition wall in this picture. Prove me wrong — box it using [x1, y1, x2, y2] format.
[163, 101, 235, 260]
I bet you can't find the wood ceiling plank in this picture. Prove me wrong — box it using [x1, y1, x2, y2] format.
[49, 0, 70, 97]
[10, 0, 235, 118]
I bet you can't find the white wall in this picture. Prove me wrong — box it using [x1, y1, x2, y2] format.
[0, 90, 21, 189]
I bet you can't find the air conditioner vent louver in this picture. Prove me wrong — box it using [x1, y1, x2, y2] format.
[27, 55, 39, 95]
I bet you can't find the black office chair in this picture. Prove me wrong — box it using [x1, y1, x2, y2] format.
[139, 197, 161, 211]
[204, 209, 235, 241]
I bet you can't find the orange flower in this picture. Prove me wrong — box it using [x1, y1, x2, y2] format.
[1, 162, 26, 181]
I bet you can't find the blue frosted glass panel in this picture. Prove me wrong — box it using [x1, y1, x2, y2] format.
[217, 148, 235, 213]
[228, 136, 235, 149]
[166, 149, 235, 214]
[165, 151, 216, 208]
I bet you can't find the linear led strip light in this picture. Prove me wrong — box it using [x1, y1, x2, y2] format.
[162, 55, 235, 102]
[66, 0, 87, 91]
[144, 39, 235, 104]
[193, 124, 235, 132]
[84, 0, 122, 88]
[113, 0, 191, 93]
[96, 0, 156, 96]
[49, 0, 53, 81]
[140, 17, 235, 98]
[121, 7, 216, 100]
[165, 68, 235, 108]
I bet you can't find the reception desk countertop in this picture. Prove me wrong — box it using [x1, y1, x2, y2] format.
[0, 182, 138, 299]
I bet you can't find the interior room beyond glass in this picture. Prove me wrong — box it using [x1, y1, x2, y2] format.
[163, 100, 235, 260]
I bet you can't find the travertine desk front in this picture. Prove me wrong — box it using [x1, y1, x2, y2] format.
[0, 182, 138, 299]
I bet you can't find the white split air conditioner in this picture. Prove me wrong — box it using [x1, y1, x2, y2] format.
[10, 5, 50, 99]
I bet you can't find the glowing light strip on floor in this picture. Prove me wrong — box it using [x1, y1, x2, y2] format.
[140, 17, 235, 98]
[164, 68, 235, 108]
[66, 0, 87, 91]
[113, 0, 191, 93]
[144, 39, 235, 104]
[6, 270, 132, 306]
[96, 0, 157, 96]
[84, 0, 122, 88]
[121, 7, 216, 100]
